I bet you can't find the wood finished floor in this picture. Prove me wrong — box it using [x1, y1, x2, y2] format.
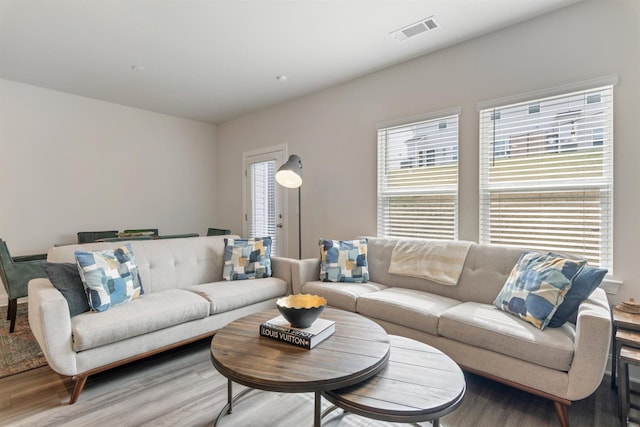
[0, 338, 624, 426]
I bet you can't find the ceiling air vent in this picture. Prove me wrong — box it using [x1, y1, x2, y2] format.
[390, 16, 438, 42]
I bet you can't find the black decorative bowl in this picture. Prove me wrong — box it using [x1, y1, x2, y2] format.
[276, 294, 327, 328]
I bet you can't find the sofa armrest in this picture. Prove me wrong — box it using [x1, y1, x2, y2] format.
[566, 287, 611, 400]
[291, 258, 321, 294]
[28, 278, 78, 376]
[271, 256, 294, 294]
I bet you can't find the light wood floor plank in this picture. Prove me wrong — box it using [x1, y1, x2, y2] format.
[0, 338, 622, 426]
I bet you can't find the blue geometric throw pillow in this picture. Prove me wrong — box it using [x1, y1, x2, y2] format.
[75, 243, 144, 312]
[319, 238, 369, 283]
[223, 237, 272, 280]
[493, 251, 585, 330]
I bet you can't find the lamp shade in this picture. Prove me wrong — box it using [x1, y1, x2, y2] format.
[275, 154, 302, 188]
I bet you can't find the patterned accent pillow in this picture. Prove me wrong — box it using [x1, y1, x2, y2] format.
[319, 238, 369, 283]
[223, 237, 272, 280]
[75, 243, 144, 312]
[493, 252, 585, 330]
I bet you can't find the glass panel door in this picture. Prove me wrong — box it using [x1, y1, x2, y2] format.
[243, 147, 285, 256]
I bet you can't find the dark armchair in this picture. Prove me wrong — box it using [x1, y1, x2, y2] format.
[0, 239, 47, 332]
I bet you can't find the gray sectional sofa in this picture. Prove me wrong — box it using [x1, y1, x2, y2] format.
[292, 237, 611, 427]
[28, 235, 293, 404]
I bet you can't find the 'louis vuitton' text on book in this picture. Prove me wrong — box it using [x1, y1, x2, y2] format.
[259, 316, 335, 349]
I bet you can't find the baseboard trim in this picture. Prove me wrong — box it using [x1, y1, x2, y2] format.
[0, 296, 28, 308]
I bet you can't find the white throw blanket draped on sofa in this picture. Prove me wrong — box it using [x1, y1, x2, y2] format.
[388, 239, 472, 286]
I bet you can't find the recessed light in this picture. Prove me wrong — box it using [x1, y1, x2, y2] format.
[276, 75, 287, 81]
[131, 65, 145, 71]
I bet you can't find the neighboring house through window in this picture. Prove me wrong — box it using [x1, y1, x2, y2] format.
[479, 82, 615, 270]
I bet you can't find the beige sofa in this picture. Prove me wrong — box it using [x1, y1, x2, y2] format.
[28, 235, 293, 404]
[292, 237, 611, 427]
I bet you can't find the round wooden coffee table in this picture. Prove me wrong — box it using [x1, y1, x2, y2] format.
[210, 308, 390, 427]
[322, 335, 466, 426]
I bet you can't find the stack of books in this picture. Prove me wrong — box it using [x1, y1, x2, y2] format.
[259, 315, 335, 349]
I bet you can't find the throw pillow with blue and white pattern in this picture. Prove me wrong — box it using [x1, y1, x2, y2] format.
[223, 237, 272, 280]
[493, 251, 585, 330]
[75, 243, 143, 312]
[319, 238, 369, 283]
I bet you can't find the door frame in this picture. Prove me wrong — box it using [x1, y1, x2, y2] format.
[242, 144, 288, 257]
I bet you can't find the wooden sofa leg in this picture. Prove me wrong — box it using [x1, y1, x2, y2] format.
[8, 298, 17, 333]
[553, 400, 570, 427]
[69, 374, 89, 404]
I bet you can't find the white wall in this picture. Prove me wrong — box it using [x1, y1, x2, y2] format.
[0, 80, 217, 253]
[217, 0, 640, 303]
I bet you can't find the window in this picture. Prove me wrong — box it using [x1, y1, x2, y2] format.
[494, 140, 510, 158]
[479, 85, 613, 270]
[377, 111, 459, 240]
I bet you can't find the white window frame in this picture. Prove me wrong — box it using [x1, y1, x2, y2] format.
[478, 76, 617, 271]
[377, 108, 461, 240]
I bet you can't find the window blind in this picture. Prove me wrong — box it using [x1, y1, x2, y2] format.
[377, 114, 459, 240]
[249, 160, 278, 254]
[479, 86, 613, 270]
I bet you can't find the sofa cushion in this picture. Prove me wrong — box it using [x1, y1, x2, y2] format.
[42, 262, 90, 317]
[186, 277, 288, 314]
[71, 289, 210, 351]
[439, 302, 575, 371]
[493, 251, 585, 330]
[75, 243, 144, 312]
[319, 238, 369, 283]
[356, 288, 461, 335]
[223, 237, 272, 280]
[301, 280, 387, 312]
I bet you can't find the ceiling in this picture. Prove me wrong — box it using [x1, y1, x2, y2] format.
[0, 0, 580, 124]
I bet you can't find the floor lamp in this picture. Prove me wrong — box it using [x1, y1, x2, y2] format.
[275, 154, 302, 259]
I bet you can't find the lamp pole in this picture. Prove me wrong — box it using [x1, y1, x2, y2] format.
[275, 154, 303, 260]
[298, 185, 302, 259]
